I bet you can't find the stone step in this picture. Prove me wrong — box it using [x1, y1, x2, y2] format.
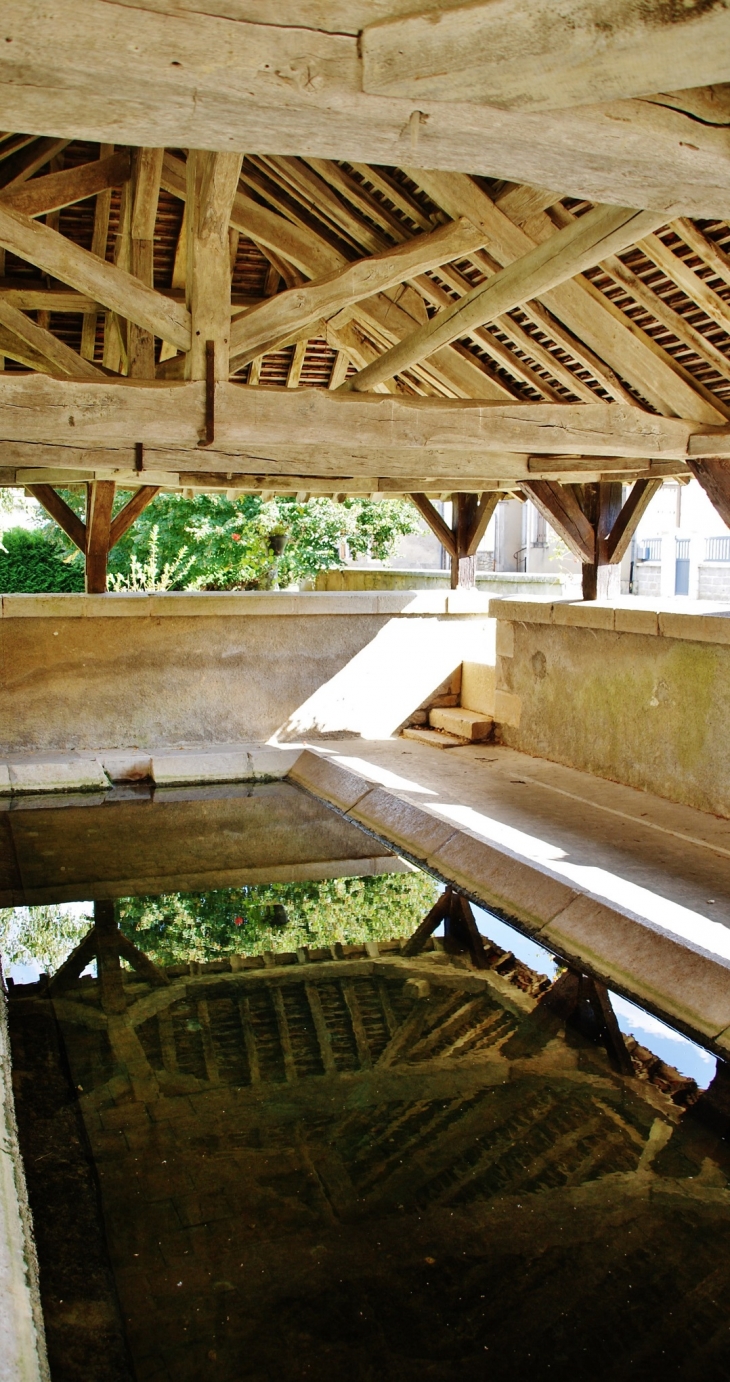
[429, 706, 493, 741]
[401, 727, 469, 749]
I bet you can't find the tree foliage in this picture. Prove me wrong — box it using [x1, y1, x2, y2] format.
[117, 872, 439, 966]
[0, 526, 84, 593]
[18, 489, 419, 592]
[0, 904, 91, 972]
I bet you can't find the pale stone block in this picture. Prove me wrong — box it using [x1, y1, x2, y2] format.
[0, 764, 10, 795]
[248, 746, 303, 779]
[401, 726, 467, 748]
[446, 590, 493, 614]
[151, 751, 253, 785]
[287, 748, 371, 811]
[376, 591, 448, 615]
[351, 786, 456, 861]
[460, 662, 496, 716]
[543, 894, 730, 1039]
[658, 610, 730, 646]
[426, 831, 577, 934]
[551, 601, 615, 630]
[495, 621, 515, 658]
[493, 690, 522, 728]
[614, 606, 659, 636]
[9, 758, 109, 793]
[100, 752, 153, 782]
[487, 597, 553, 624]
[429, 706, 492, 740]
[86, 593, 152, 617]
[2, 593, 87, 618]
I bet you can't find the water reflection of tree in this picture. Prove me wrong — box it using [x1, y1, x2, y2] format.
[0, 903, 91, 973]
[117, 873, 439, 966]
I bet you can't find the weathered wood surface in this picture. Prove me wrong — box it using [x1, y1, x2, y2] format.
[0, 376, 709, 458]
[186, 150, 243, 380]
[408, 169, 728, 427]
[0, 299, 103, 379]
[0, 150, 130, 217]
[0, 200, 191, 351]
[522, 481, 596, 563]
[229, 216, 488, 364]
[343, 204, 666, 391]
[2, 3, 730, 216]
[361, 0, 730, 109]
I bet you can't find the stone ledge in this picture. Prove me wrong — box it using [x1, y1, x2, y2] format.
[488, 596, 730, 646]
[1, 590, 494, 620]
[291, 745, 730, 1057]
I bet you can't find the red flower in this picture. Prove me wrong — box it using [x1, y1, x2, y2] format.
[234, 916, 244, 926]
[231, 533, 241, 542]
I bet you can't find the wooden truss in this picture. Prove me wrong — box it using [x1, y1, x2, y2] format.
[0, 3, 729, 591]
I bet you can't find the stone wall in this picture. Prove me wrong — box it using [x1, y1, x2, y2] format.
[489, 597, 730, 817]
[698, 563, 730, 600]
[0, 591, 495, 754]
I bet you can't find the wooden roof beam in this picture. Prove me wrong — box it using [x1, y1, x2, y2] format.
[3, 6, 730, 216]
[0, 150, 130, 218]
[229, 215, 488, 367]
[0, 199, 191, 350]
[341, 204, 667, 393]
[361, 0, 730, 109]
[0, 375, 709, 460]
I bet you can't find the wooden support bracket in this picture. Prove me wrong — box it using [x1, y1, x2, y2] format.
[537, 968, 633, 1075]
[403, 887, 488, 970]
[409, 493, 457, 560]
[48, 901, 169, 1015]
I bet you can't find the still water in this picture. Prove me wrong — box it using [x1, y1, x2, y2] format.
[3, 783, 730, 1381]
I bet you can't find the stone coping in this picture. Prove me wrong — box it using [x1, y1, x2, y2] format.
[1, 589, 494, 619]
[289, 742, 730, 1059]
[488, 595, 730, 644]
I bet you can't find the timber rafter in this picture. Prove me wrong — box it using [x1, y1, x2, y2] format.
[0, 20, 729, 579]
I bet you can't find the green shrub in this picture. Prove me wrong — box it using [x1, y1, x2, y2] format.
[0, 527, 84, 593]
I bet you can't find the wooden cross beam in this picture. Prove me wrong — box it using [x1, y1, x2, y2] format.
[361, 0, 730, 111]
[2, 6, 730, 218]
[340, 203, 667, 393]
[27, 482, 161, 592]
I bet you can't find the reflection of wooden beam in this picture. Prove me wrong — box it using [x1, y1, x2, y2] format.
[361, 0, 730, 110]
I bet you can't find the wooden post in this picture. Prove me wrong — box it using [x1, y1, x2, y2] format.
[580, 481, 623, 600]
[85, 480, 115, 593]
[94, 900, 127, 1015]
[451, 493, 478, 590]
[128, 147, 163, 379]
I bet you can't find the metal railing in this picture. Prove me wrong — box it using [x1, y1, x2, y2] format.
[676, 539, 690, 561]
[636, 538, 661, 562]
[705, 536, 730, 563]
